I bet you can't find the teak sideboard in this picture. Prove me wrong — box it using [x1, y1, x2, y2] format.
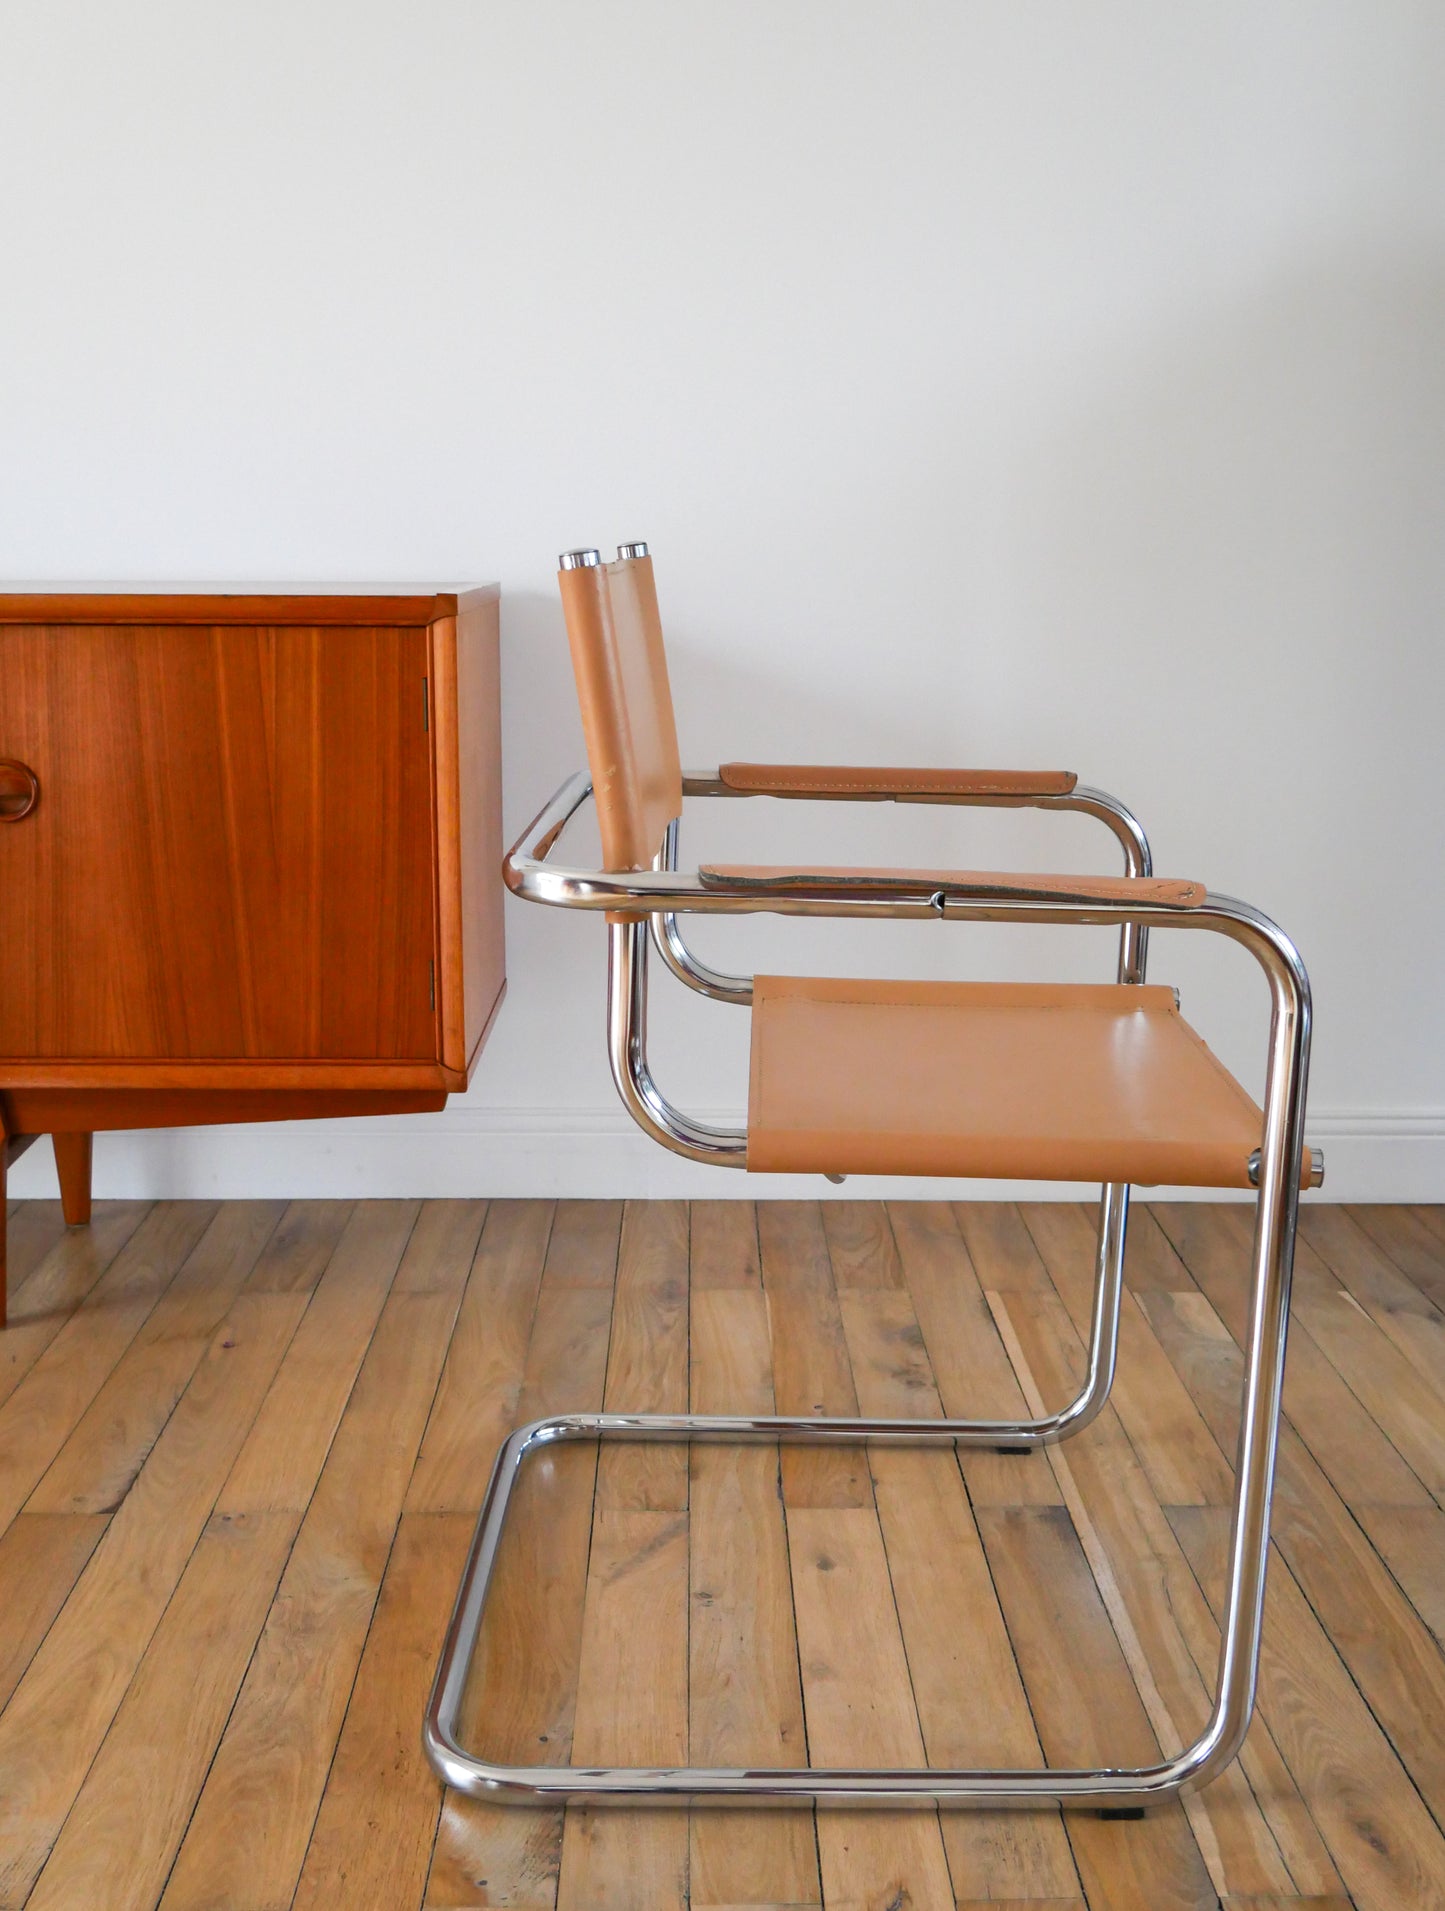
[0, 586, 505, 1320]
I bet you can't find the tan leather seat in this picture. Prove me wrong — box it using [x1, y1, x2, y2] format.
[748, 976, 1270, 1187]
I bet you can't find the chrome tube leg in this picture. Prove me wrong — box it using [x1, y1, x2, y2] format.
[1184, 1182, 1297, 1779]
[1087, 1183, 1128, 1411]
[651, 818, 754, 1004]
[1170, 954, 1311, 1788]
[1115, 918, 1312, 1799]
[994, 1181, 1128, 1452]
[606, 918, 750, 1167]
[1079, 1181, 1128, 1413]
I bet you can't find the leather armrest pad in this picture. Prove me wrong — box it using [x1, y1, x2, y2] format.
[699, 866, 1207, 908]
[718, 763, 1078, 797]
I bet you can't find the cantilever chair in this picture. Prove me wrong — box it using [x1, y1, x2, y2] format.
[426, 541, 1322, 1814]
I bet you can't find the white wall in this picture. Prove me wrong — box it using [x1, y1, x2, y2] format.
[5, 1, 1443, 1203]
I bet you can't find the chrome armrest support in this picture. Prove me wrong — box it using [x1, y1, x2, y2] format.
[670, 769, 1151, 988]
[650, 817, 754, 1005]
[509, 768, 1154, 985]
[680, 768, 1152, 874]
[510, 773, 1185, 930]
[505, 774, 953, 917]
[608, 918, 748, 1168]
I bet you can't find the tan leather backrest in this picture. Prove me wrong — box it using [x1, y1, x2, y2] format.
[558, 553, 683, 871]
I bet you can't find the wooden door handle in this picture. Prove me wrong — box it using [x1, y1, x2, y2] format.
[0, 759, 38, 820]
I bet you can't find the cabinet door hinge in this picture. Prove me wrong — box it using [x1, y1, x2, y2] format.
[429, 959, 436, 1012]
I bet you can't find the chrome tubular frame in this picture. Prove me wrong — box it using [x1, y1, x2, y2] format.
[424, 774, 1312, 1810]
[650, 816, 755, 1003]
[632, 770, 1136, 1438]
[649, 771, 1153, 1001]
[607, 915, 749, 1167]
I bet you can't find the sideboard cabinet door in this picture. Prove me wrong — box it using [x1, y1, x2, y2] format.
[0, 622, 439, 1061]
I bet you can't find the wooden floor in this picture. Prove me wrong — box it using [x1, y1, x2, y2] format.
[0, 1200, 1442, 1910]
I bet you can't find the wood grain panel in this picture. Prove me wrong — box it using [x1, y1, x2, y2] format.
[788, 1504, 956, 1909]
[0, 621, 438, 1062]
[1151, 1203, 1434, 1511]
[216, 1199, 420, 1514]
[1137, 1276, 1445, 1830]
[758, 1202, 870, 1509]
[1173, 1505, 1445, 1911]
[407, 1199, 551, 1514]
[0, 1289, 307, 1902]
[28, 1200, 285, 1516]
[291, 1512, 475, 1911]
[690, 1199, 761, 1289]
[0, 1512, 109, 1713]
[0, 1201, 150, 1408]
[241, 1197, 355, 1294]
[1021, 1201, 1235, 1507]
[689, 1274, 818, 1910]
[431, 1276, 617, 1908]
[1298, 1203, 1445, 1399]
[838, 1283, 1080, 1901]
[541, 1199, 624, 1290]
[597, 1199, 689, 1510]
[872, 1445, 1082, 1901]
[25, 1508, 296, 1911]
[1347, 1207, 1445, 1313]
[559, 1202, 692, 1905]
[2, 1198, 72, 1291]
[1288, 1252, 1445, 1500]
[978, 1503, 1221, 1911]
[160, 1285, 465, 1911]
[994, 1287, 1319, 1899]
[1353, 1504, 1445, 1648]
[821, 1199, 903, 1289]
[0, 1202, 217, 1534]
[559, 1509, 690, 1909]
[890, 1199, 1063, 1507]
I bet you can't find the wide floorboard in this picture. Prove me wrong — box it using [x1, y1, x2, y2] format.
[0, 1196, 1441, 1909]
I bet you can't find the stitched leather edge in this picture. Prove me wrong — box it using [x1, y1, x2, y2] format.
[719, 762, 1078, 796]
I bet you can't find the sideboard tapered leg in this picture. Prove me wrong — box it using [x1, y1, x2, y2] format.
[53, 1132, 93, 1227]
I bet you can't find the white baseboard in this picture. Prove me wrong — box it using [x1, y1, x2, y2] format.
[8, 1105, 1445, 1204]
[1294, 1108, 1445, 1203]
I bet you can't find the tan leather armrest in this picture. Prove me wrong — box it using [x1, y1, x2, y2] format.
[699, 866, 1206, 908]
[718, 763, 1078, 798]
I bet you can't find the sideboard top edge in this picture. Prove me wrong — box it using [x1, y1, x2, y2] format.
[0, 584, 500, 626]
